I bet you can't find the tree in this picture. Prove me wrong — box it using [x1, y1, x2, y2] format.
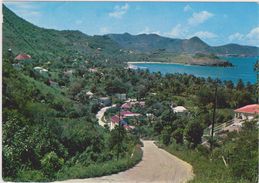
[236, 79, 244, 91]
[109, 125, 126, 160]
[172, 128, 184, 144]
[184, 121, 203, 148]
[40, 151, 64, 178]
[161, 126, 171, 145]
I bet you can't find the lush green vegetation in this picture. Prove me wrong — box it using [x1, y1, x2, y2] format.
[158, 120, 258, 183]
[2, 4, 258, 182]
[2, 57, 142, 181]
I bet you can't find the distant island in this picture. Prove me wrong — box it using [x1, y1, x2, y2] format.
[128, 53, 233, 67]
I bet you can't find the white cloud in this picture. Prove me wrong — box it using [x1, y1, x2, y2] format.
[246, 27, 259, 40]
[138, 26, 160, 35]
[188, 11, 214, 26]
[192, 31, 218, 39]
[228, 27, 259, 46]
[99, 27, 110, 34]
[228, 32, 244, 41]
[108, 4, 129, 19]
[184, 5, 192, 12]
[5, 2, 41, 17]
[246, 27, 259, 46]
[165, 24, 188, 38]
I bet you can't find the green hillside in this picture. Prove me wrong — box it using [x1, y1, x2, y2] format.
[3, 5, 122, 61]
[108, 33, 259, 56]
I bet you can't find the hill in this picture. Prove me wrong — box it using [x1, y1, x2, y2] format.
[107, 33, 259, 56]
[2, 5, 122, 62]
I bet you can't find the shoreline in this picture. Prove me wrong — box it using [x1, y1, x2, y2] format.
[127, 61, 233, 68]
[127, 61, 192, 67]
[128, 61, 185, 65]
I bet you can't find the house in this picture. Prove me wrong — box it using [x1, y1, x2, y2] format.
[234, 104, 259, 121]
[115, 93, 127, 100]
[33, 67, 48, 77]
[15, 53, 31, 60]
[48, 80, 59, 87]
[172, 106, 188, 114]
[120, 110, 141, 118]
[110, 115, 134, 130]
[89, 68, 98, 73]
[12, 63, 23, 70]
[121, 102, 132, 110]
[121, 101, 145, 110]
[86, 91, 94, 98]
[99, 97, 112, 106]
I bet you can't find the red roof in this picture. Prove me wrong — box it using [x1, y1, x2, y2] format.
[111, 115, 121, 123]
[121, 103, 132, 109]
[15, 54, 32, 60]
[234, 104, 259, 114]
[120, 111, 135, 116]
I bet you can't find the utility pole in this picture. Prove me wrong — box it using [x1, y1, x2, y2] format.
[117, 106, 122, 160]
[210, 83, 218, 151]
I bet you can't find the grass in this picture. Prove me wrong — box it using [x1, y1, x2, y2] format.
[56, 145, 143, 181]
[157, 143, 250, 183]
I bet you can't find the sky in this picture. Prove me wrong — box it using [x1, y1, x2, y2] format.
[4, 2, 259, 46]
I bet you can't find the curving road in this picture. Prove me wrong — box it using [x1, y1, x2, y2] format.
[96, 105, 116, 127]
[56, 141, 194, 183]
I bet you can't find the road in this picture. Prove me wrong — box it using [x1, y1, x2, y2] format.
[56, 141, 194, 183]
[96, 105, 116, 127]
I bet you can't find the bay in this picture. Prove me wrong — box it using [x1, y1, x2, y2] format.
[132, 57, 258, 84]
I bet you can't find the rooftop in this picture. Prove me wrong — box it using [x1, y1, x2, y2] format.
[234, 104, 259, 114]
[15, 53, 32, 60]
[172, 106, 187, 113]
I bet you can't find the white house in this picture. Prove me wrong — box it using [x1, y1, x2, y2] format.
[172, 106, 188, 113]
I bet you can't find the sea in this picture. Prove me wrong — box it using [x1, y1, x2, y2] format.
[131, 57, 258, 84]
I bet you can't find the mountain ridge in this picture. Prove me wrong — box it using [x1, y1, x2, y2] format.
[107, 33, 259, 56]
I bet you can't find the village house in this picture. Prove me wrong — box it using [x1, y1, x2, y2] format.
[120, 110, 141, 118]
[115, 93, 127, 100]
[172, 106, 188, 114]
[88, 68, 98, 73]
[99, 97, 112, 106]
[33, 67, 48, 77]
[121, 101, 145, 110]
[110, 115, 134, 130]
[86, 91, 94, 98]
[234, 104, 259, 121]
[15, 53, 32, 61]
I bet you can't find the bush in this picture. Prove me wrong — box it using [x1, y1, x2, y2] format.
[41, 151, 64, 178]
[57, 145, 143, 180]
[16, 170, 46, 182]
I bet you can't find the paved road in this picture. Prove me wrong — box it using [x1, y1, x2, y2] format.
[56, 141, 194, 183]
[96, 105, 116, 127]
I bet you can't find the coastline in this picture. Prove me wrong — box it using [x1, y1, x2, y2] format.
[127, 61, 233, 68]
[127, 61, 192, 67]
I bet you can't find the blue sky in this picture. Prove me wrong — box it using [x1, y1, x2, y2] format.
[5, 2, 259, 46]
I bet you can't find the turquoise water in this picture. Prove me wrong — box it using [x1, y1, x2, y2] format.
[133, 57, 258, 84]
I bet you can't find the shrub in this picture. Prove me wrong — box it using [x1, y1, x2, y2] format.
[57, 145, 143, 180]
[41, 151, 64, 178]
[16, 170, 46, 182]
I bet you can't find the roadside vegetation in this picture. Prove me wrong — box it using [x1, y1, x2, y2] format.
[158, 120, 257, 183]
